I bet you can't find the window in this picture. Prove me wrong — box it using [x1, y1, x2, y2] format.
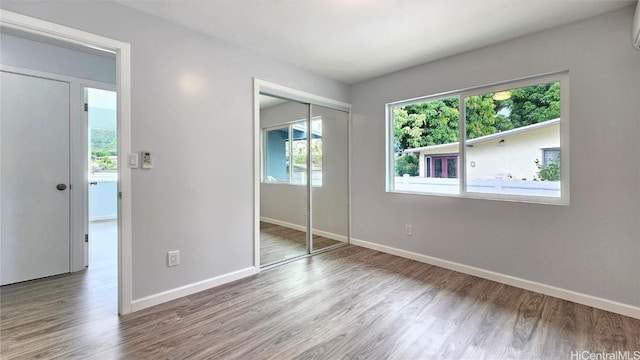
[263, 118, 322, 186]
[388, 72, 568, 204]
[542, 148, 560, 166]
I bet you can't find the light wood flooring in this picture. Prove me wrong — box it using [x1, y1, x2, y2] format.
[2, 235, 640, 359]
[260, 222, 342, 265]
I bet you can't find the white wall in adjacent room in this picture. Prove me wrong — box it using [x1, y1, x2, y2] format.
[0, 32, 116, 83]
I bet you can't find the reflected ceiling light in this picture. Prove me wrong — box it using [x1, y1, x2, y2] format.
[492, 91, 512, 101]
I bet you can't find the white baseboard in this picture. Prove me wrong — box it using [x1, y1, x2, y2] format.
[260, 217, 348, 243]
[351, 238, 640, 320]
[131, 267, 258, 312]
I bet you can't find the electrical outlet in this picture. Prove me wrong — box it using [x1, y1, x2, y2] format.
[404, 224, 413, 236]
[167, 250, 180, 267]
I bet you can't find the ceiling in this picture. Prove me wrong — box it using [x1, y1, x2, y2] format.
[115, 0, 636, 84]
[259, 94, 288, 109]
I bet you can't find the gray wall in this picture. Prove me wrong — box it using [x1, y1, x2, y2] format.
[0, 32, 116, 83]
[260, 101, 349, 238]
[350, 7, 640, 306]
[0, 0, 350, 300]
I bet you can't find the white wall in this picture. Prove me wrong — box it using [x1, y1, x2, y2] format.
[465, 123, 559, 180]
[0, 1, 350, 300]
[351, 7, 640, 307]
[0, 32, 116, 84]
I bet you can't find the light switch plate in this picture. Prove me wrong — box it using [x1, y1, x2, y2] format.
[128, 153, 139, 168]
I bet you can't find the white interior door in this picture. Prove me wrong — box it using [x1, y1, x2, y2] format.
[1, 71, 71, 285]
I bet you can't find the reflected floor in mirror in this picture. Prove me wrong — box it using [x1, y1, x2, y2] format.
[260, 221, 342, 265]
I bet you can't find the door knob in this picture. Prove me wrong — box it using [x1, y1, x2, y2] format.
[89, 181, 98, 185]
[56, 183, 67, 191]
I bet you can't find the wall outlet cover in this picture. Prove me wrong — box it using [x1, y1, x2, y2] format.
[167, 250, 179, 267]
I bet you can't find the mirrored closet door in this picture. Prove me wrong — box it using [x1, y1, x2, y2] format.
[259, 94, 349, 266]
[310, 104, 349, 252]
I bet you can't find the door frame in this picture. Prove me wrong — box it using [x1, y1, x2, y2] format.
[0, 10, 133, 315]
[253, 79, 352, 269]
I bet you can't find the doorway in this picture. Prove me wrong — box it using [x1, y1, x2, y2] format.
[256, 82, 351, 268]
[86, 88, 118, 274]
[0, 10, 133, 314]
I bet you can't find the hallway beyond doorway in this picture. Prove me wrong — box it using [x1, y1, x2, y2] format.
[89, 220, 117, 277]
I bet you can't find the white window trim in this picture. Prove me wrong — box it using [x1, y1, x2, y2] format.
[386, 71, 570, 206]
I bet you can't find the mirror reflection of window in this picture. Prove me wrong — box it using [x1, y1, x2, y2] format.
[263, 119, 322, 186]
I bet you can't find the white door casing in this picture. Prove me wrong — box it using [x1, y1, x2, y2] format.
[1, 71, 71, 285]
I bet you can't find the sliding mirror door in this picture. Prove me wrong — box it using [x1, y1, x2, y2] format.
[310, 105, 349, 252]
[260, 95, 309, 265]
[259, 91, 350, 267]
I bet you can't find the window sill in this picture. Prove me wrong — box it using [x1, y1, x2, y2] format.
[262, 181, 323, 188]
[388, 189, 569, 206]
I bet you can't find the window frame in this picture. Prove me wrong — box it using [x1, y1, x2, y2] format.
[386, 71, 570, 205]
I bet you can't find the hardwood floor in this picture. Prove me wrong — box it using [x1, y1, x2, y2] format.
[260, 222, 342, 265]
[1, 220, 119, 359]
[2, 242, 640, 359]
